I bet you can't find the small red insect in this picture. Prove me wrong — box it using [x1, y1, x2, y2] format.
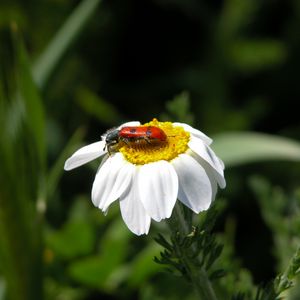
[104, 126, 167, 154]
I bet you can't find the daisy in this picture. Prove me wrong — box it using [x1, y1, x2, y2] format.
[64, 119, 225, 235]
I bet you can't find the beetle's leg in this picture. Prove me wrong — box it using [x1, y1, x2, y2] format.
[121, 138, 130, 145]
[144, 137, 152, 144]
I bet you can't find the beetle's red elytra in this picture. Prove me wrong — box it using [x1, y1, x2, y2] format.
[105, 126, 167, 154]
[119, 126, 167, 142]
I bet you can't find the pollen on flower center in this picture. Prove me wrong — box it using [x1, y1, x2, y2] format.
[118, 119, 190, 165]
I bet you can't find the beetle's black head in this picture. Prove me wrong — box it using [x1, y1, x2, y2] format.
[105, 129, 119, 144]
[103, 128, 120, 154]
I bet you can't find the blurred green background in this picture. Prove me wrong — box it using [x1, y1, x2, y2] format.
[1, 0, 300, 299]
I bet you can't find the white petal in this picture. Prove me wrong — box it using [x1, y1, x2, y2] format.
[173, 154, 212, 213]
[218, 157, 225, 170]
[64, 141, 106, 171]
[119, 171, 151, 235]
[190, 152, 218, 201]
[188, 137, 226, 188]
[173, 122, 213, 145]
[204, 168, 218, 201]
[138, 161, 178, 222]
[91, 153, 134, 211]
[118, 121, 141, 129]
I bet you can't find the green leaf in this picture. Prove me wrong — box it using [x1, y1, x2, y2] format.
[76, 88, 123, 125]
[68, 219, 131, 290]
[44, 278, 87, 300]
[32, 0, 101, 89]
[275, 247, 300, 295]
[229, 39, 286, 72]
[12, 24, 46, 165]
[47, 127, 85, 199]
[47, 220, 95, 260]
[218, 0, 258, 40]
[212, 132, 300, 167]
[0, 27, 44, 300]
[0, 279, 5, 300]
[127, 243, 163, 288]
[161, 91, 194, 125]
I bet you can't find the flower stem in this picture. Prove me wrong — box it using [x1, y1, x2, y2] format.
[168, 203, 218, 300]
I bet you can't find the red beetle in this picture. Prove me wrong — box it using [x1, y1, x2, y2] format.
[105, 126, 167, 154]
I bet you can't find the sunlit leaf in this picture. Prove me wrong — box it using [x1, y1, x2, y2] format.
[68, 219, 131, 289]
[47, 220, 95, 260]
[212, 132, 300, 167]
[127, 242, 163, 287]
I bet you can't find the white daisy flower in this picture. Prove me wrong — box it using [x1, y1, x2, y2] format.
[64, 119, 226, 235]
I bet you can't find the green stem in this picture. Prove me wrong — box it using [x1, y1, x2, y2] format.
[0, 176, 43, 300]
[169, 203, 218, 300]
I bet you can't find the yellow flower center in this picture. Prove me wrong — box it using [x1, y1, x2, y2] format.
[119, 119, 190, 165]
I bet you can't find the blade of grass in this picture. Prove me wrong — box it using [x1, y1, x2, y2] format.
[47, 127, 85, 201]
[212, 132, 300, 167]
[32, 0, 101, 89]
[12, 23, 46, 165]
[76, 88, 124, 125]
[0, 27, 44, 300]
